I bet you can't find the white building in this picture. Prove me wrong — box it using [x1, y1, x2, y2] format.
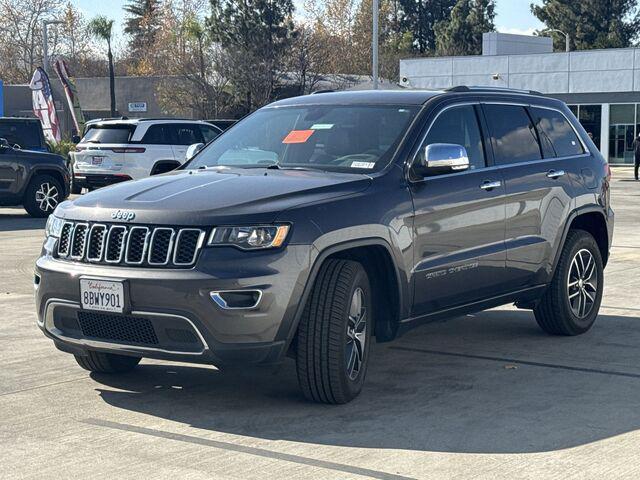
[400, 32, 640, 164]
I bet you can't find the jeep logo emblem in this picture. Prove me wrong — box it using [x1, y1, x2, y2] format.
[111, 210, 136, 221]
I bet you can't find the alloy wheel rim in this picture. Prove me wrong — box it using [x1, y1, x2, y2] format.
[345, 287, 367, 381]
[567, 248, 598, 319]
[35, 182, 59, 213]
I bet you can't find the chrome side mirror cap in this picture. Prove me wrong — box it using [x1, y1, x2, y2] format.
[185, 143, 205, 160]
[421, 143, 470, 176]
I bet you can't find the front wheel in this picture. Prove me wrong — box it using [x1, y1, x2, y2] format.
[295, 259, 372, 404]
[534, 229, 604, 335]
[75, 351, 141, 373]
[23, 174, 63, 217]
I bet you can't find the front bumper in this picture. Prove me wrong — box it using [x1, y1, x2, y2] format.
[35, 244, 313, 366]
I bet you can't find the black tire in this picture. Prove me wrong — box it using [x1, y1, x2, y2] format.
[70, 172, 82, 194]
[534, 229, 604, 335]
[295, 259, 372, 404]
[23, 174, 63, 217]
[74, 351, 141, 373]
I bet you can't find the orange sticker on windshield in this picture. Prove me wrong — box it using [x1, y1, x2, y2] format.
[283, 129, 314, 144]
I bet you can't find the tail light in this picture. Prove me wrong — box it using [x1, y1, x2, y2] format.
[111, 147, 146, 153]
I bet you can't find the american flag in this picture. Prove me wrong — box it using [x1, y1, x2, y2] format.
[29, 67, 61, 143]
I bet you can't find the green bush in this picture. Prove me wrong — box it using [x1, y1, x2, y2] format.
[47, 138, 77, 160]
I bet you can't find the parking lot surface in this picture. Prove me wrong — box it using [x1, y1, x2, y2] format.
[2, 168, 640, 479]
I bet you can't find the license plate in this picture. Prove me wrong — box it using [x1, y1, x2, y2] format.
[80, 279, 124, 313]
[92, 156, 104, 165]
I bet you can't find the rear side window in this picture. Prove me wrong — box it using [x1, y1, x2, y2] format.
[200, 125, 221, 143]
[142, 125, 175, 145]
[484, 104, 542, 165]
[422, 105, 486, 170]
[530, 107, 584, 158]
[0, 122, 42, 148]
[82, 126, 132, 144]
[173, 125, 203, 145]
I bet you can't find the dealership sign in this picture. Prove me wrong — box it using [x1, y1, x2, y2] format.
[128, 102, 147, 112]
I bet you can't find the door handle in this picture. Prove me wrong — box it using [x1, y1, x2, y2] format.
[480, 180, 502, 191]
[547, 169, 566, 179]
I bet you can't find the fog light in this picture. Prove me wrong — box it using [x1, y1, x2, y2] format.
[210, 290, 262, 309]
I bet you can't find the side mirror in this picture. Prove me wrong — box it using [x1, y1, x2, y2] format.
[72, 135, 81, 144]
[185, 142, 205, 160]
[419, 143, 469, 176]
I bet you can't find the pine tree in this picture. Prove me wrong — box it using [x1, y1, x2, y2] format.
[124, 0, 163, 57]
[207, 0, 296, 110]
[396, 0, 457, 54]
[532, 0, 640, 50]
[435, 0, 495, 56]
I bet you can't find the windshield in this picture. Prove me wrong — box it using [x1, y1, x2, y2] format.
[0, 122, 43, 148]
[82, 125, 133, 144]
[187, 104, 418, 173]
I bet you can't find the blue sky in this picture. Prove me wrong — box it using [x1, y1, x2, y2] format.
[75, 0, 544, 37]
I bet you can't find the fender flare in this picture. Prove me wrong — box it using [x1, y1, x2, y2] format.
[277, 237, 407, 353]
[551, 205, 609, 274]
[21, 165, 69, 199]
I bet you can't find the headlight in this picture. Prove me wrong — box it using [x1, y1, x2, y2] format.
[208, 225, 290, 250]
[45, 215, 65, 238]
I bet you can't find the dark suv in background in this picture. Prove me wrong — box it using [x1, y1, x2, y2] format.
[0, 137, 69, 217]
[35, 87, 613, 403]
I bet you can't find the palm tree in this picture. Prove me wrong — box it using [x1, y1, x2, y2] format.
[88, 16, 116, 117]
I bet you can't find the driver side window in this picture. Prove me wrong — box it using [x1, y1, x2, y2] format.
[421, 105, 486, 170]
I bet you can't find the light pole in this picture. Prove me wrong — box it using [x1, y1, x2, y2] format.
[544, 28, 570, 53]
[42, 19, 63, 74]
[372, 0, 379, 89]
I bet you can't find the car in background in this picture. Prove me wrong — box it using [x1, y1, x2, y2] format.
[0, 138, 69, 217]
[0, 117, 51, 152]
[206, 119, 237, 131]
[69, 118, 222, 192]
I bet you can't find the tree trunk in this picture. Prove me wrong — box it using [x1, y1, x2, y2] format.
[107, 41, 116, 117]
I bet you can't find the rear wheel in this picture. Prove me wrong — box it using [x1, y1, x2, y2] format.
[534, 229, 604, 335]
[23, 174, 63, 217]
[74, 351, 141, 373]
[295, 259, 372, 404]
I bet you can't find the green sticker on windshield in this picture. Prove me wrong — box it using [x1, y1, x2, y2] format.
[311, 124, 334, 130]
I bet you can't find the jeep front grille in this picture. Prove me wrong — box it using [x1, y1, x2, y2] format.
[57, 222, 205, 268]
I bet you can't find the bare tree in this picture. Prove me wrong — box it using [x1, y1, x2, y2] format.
[286, 24, 331, 95]
[0, 0, 61, 83]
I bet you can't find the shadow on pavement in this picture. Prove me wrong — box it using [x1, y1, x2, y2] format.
[0, 211, 46, 232]
[91, 309, 640, 454]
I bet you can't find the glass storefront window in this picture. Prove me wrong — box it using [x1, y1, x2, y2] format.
[610, 104, 636, 164]
[578, 105, 602, 149]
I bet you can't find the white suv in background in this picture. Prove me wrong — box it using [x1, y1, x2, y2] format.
[70, 118, 222, 192]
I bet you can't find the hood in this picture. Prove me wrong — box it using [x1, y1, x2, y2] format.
[57, 167, 372, 225]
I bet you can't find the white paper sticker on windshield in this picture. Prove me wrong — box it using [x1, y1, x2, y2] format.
[311, 123, 334, 130]
[351, 161, 375, 169]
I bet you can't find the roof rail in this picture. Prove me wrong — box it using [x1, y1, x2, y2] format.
[311, 89, 335, 95]
[446, 85, 543, 96]
[135, 117, 196, 122]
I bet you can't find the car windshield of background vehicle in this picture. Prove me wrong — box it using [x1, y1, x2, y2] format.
[187, 105, 418, 173]
[0, 122, 41, 149]
[81, 126, 133, 144]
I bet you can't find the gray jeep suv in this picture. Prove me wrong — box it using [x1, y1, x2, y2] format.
[35, 88, 614, 403]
